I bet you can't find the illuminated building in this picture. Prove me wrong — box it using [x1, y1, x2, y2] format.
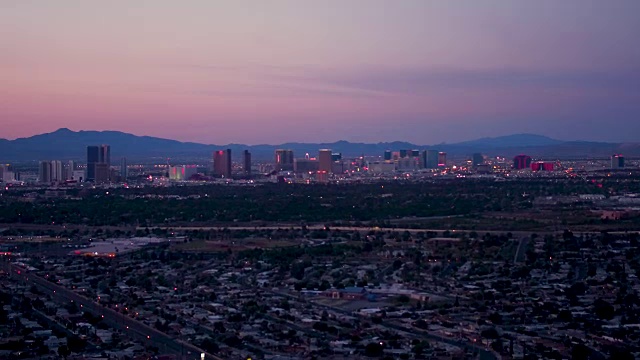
[438, 152, 447, 167]
[422, 150, 439, 169]
[384, 150, 392, 161]
[169, 165, 198, 181]
[213, 149, 232, 178]
[611, 154, 625, 169]
[531, 162, 554, 171]
[275, 149, 294, 171]
[513, 155, 532, 170]
[318, 149, 333, 173]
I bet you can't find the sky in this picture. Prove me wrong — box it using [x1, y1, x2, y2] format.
[1, 0, 639, 145]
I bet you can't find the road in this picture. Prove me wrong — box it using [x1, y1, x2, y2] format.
[2, 261, 221, 360]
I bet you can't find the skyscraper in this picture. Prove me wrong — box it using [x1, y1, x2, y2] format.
[50, 160, 63, 182]
[318, 149, 333, 173]
[213, 149, 232, 178]
[99, 145, 111, 166]
[87, 145, 111, 182]
[513, 155, 532, 170]
[39, 161, 51, 183]
[438, 152, 447, 167]
[422, 150, 439, 169]
[275, 149, 294, 171]
[86, 146, 100, 181]
[611, 154, 625, 169]
[243, 150, 252, 177]
[472, 153, 484, 167]
[384, 150, 392, 161]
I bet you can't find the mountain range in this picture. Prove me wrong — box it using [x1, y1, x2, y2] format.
[0, 128, 636, 162]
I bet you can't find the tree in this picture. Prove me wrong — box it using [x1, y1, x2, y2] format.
[364, 342, 385, 357]
[58, 345, 71, 359]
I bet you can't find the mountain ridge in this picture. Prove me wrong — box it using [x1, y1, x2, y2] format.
[0, 128, 635, 161]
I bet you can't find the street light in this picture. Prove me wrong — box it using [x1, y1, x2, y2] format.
[201, 353, 205, 360]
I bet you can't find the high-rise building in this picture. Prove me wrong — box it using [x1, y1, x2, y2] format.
[399, 149, 408, 158]
[611, 154, 625, 169]
[531, 162, 554, 171]
[86, 145, 111, 182]
[99, 145, 111, 166]
[242, 150, 251, 177]
[86, 146, 100, 181]
[65, 161, 75, 180]
[39, 161, 52, 183]
[331, 152, 342, 161]
[438, 152, 447, 167]
[411, 150, 420, 158]
[275, 149, 294, 171]
[384, 150, 392, 161]
[318, 149, 333, 173]
[50, 160, 63, 182]
[513, 155, 532, 170]
[120, 158, 128, 180]
[213, 149, 232, 178]
[472, 153, 484, 167]
[422, 150, 439, 169]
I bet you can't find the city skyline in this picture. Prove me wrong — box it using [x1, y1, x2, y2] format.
[2, 1, 640, 144]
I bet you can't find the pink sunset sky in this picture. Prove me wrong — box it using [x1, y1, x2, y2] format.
[1, 1, 639, 144]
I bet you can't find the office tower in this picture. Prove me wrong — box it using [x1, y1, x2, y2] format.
[384, 150, 392, 161]
[86, 146, 100, 181]
[275, 149, 294, 171]
[399, 149, 408, 158]
[438, 152, 447, 167]
[120, 158, 128, 180]
[611, 154, 625, 169]
[243, 150, 251, 177]
[422, 150, 439, 169]
[0, 165, 4, 182]
[331, 152, 342, 161]
[99, 145, 111, 166]
[39, 161, 52, 183]
[318, 149, 333, 173]
[472, 153, 484, 167]
[513, 155, 532, 170]
[213, 149, 232, 178]
[50, 160, 63, 182]
[411, 150, 420, 158]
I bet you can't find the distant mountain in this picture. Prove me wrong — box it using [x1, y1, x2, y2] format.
[454, 134, 563, 148]
[0, 128, 636, 162]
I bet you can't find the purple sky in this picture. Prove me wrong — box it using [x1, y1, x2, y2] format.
[2, 1, 639, 144]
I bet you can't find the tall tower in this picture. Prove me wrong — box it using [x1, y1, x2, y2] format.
[318, 149, 333, 173]
[384, 150, 392, 161]
[213, 149, 232, 178]
[275, 149, 294, 171]
[438, 152, 447, 167]
[99, 144, 111, 167]
[50, 160, 63, 182]
[39, 161, 52, 183]
[243, 150, 252, 177]
[513, 155, 532, 170]
[86, 146, 100, 181]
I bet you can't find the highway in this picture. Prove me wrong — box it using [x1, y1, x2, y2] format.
[2, 261, 222, 360]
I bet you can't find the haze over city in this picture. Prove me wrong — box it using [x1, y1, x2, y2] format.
[2, 0, 640, 144]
